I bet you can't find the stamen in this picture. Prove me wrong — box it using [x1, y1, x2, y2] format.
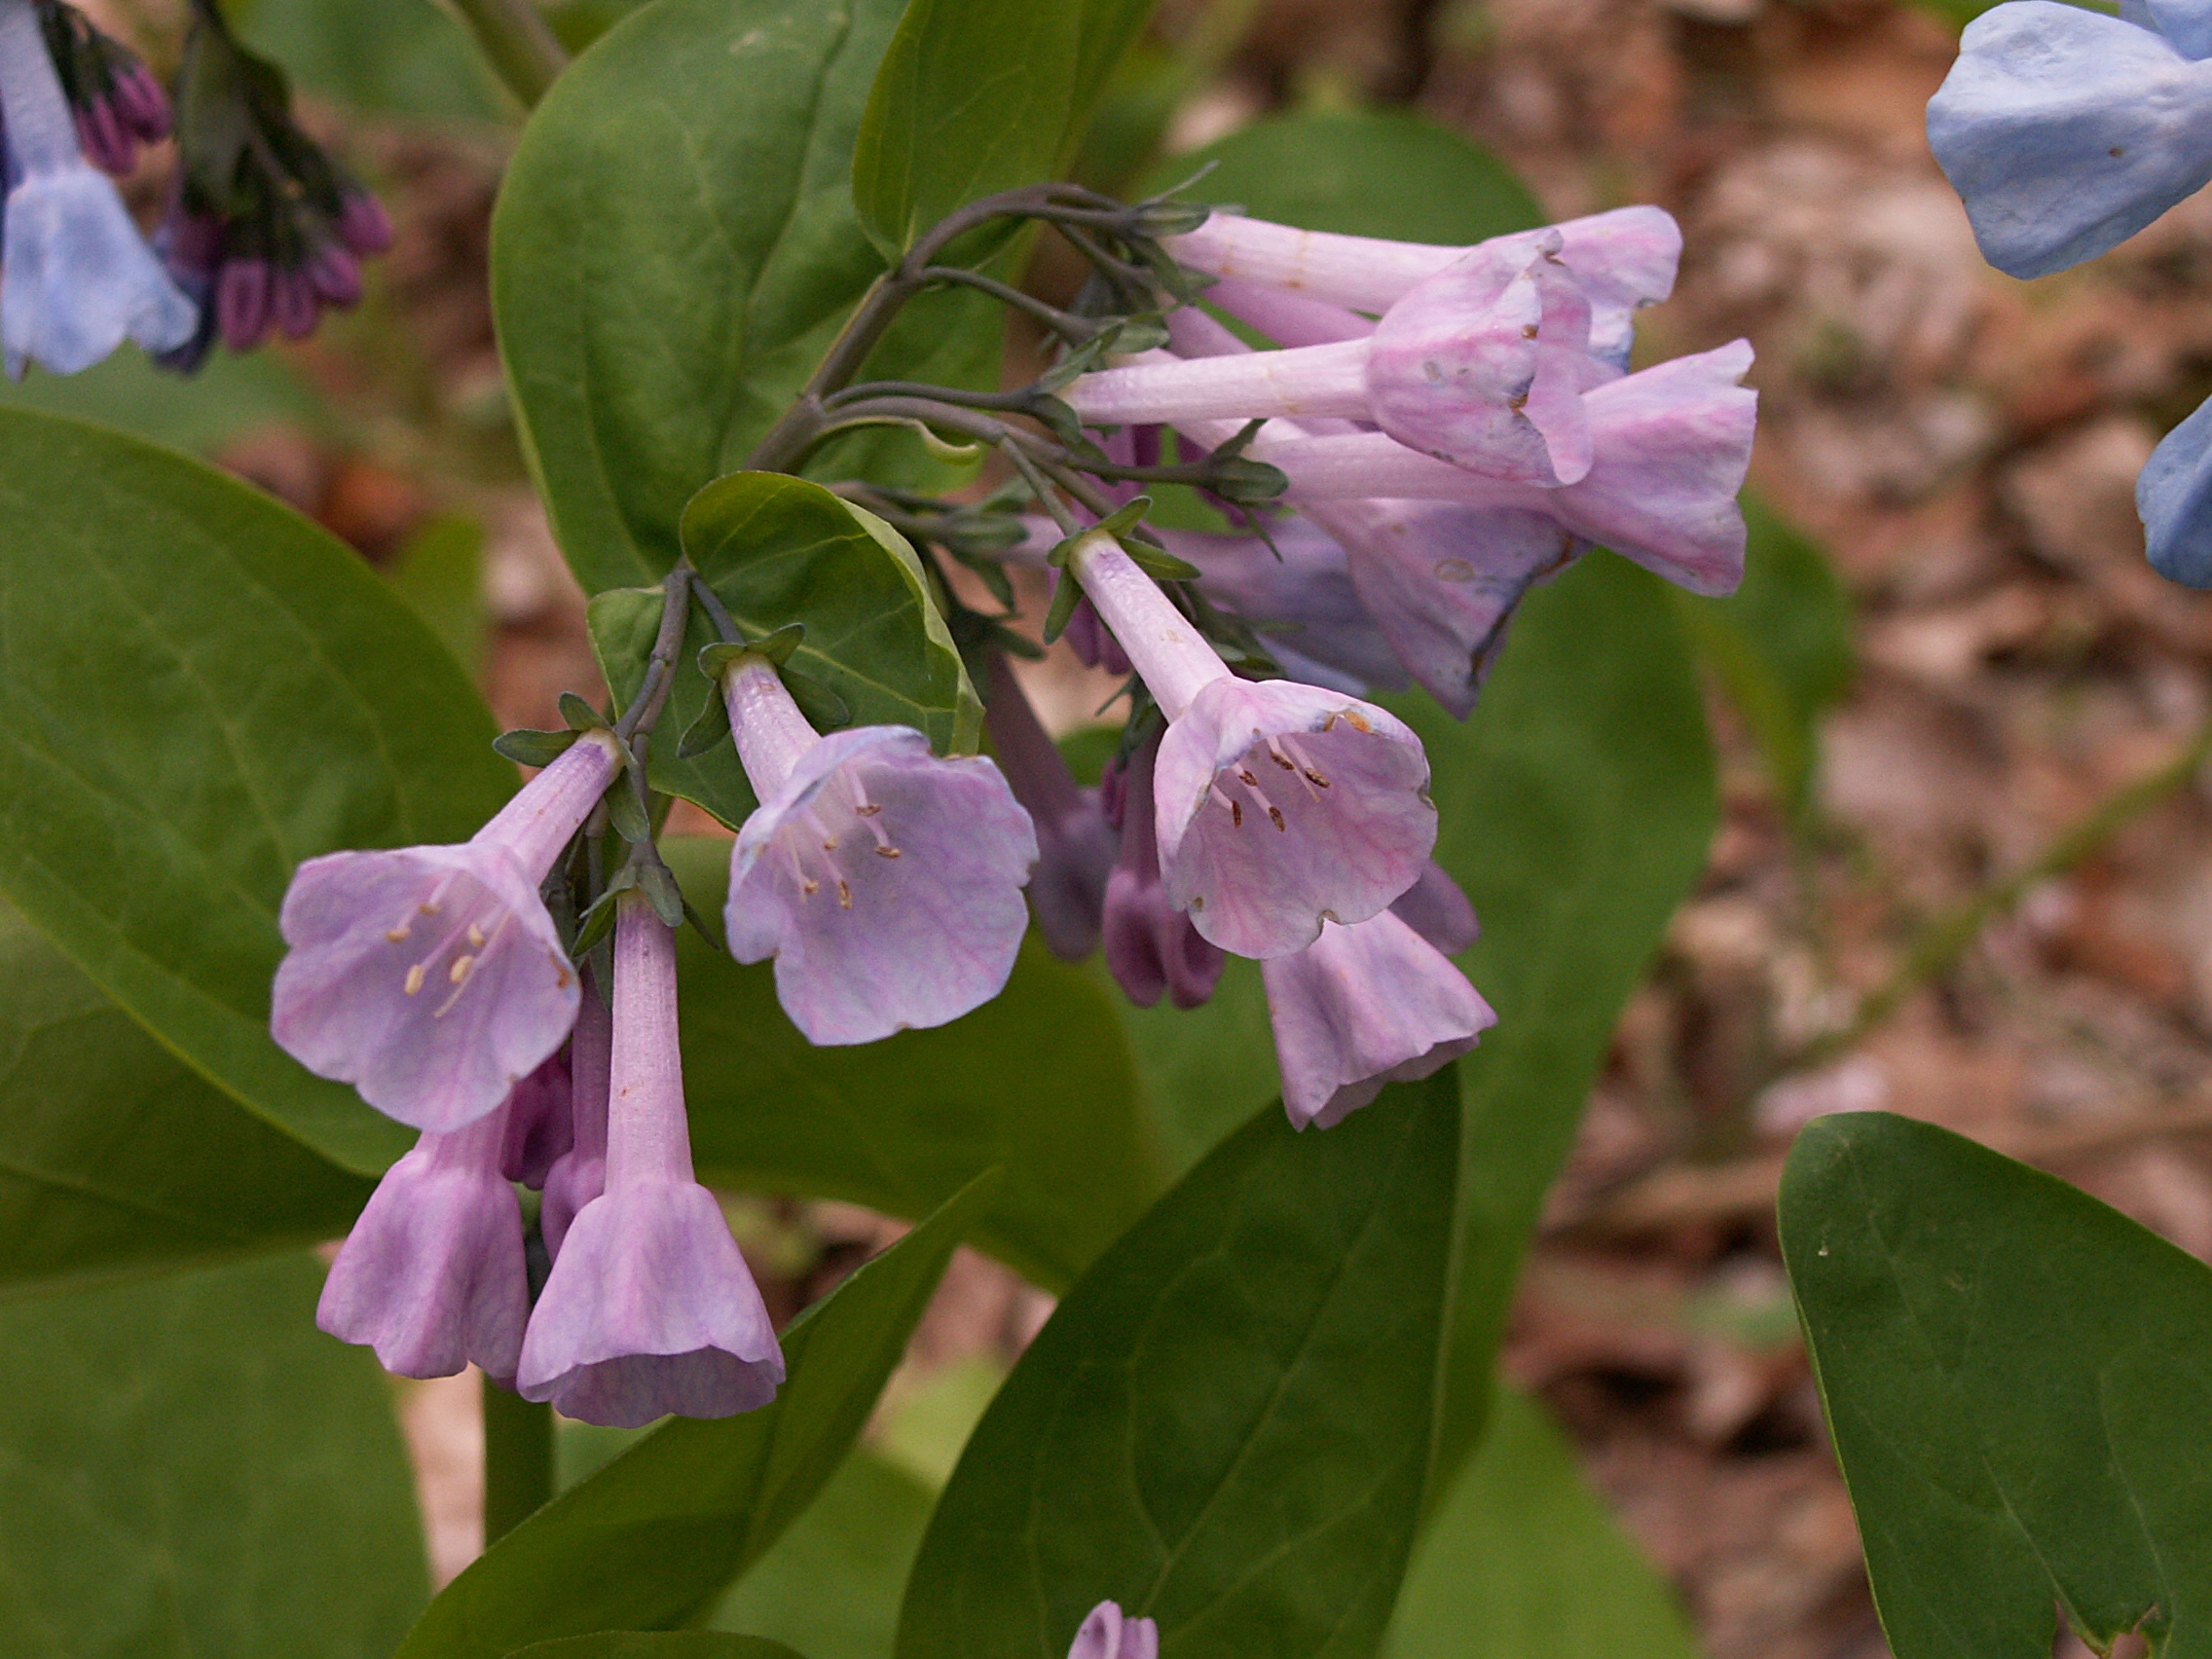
[1237, 766, 1260, 787]
[875, 845, 903, 859]
[449, 955, 475, 984]
[855, 803, 882, 816]
[386, 926, 410, 943]
[1269, 805, 1286, 830]
[466, 924, 487, 948]
[1266, 739, 1296, 771]
[404, 964, 426, 995]
[837, 878, 853, 908]
[1210, 783, 1242, 826]
[1344, 710, 1372, 732]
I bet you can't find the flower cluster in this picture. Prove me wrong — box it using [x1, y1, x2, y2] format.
[1926, 3, 2212, 585]
[276, 633, 1040, 1421]
[0, 0, 389, 382]
[969, 203, 1754, 1124]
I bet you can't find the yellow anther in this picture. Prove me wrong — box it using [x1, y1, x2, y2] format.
[404, 964, 426, 996]
[450, 954, 475, 984]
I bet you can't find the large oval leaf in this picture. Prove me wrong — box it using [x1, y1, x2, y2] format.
[896, 1070, 1459, 1659]
[0, 1253, 427, 1657]
[1782, 1111, 2212, 1659]
[494, 0, 1008, 595]
[852, 0, 1156, 252]
[398, 1174, 993, 1659]
[0, 902, 370, 1298]
[0, 408, 511, 1173]
[666, 837, 1160, 1291]
[589, 475, 979, 828]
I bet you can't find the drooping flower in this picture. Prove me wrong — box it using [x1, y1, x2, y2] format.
[517, 897, 783, 1428]
[1927, 4, 2212, 281]
[719, 651, 1038, 1044]
[272, 731, 621, 1132]
[1262, 907, 1496, 1129]
[499, 1045, 573, 1191]
[0, 0, 196, 377]
[316, 1096, 529, 1382]
[1068, 1602, 1158, 1659]
[1391, 857, 1481, 955]
[983, 654, 1117, 961]
[1062, 528, 1436, 958]
[1166, 204, 1681, 371]
[1100, 726, 1225, 1008]
[540, 967, 610, 1259]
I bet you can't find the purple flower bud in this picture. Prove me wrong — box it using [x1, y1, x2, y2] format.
[110, 64, 169, 143]
[1391, 858, 1480, 955]
[1059, 580, 1133, 676]
[307, 241, 362, 308]
[499, 1046, 573, 1190]
[516, 899, 783, 1427]
[1100, 726, 1224, 1008]
[71, 94, 129, 175]
[336, 187, 393, 256]
[1262, 908, 1495, 1129]
[1064, 531, 1436, 958]
[540, 968, 609, 1258]
[316, 1098, 530, 1381]
[272, 732, 621, 1132]
[272, 264, 318, 340]
[984, 655, 1117, 960]
[215, 257, 271, 351]
[0, 0, 196, 376]
[721, 655, 1038, 1044]
[1069, 1603, 1158, 1659]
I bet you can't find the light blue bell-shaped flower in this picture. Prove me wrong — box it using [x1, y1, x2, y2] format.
[1928, 2, 2212, 280]
[2147, 0, 2212, 60]
[0, 0, 194, 378]
[2139, 395, 2212, 587]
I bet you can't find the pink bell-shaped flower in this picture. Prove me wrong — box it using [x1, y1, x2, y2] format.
[1099, 728, 1225, 1008]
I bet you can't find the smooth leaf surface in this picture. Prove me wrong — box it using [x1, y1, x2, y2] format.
[508, 1638, 806, 1659]
[1383, 1385, 1700, 1659]
[589, 476, 978, 827]
[397, 1173, 995, 1659]
[853, 0, 1155, 251]
[711, 1450, 935, 1659]
[1149, 106, 1544, 243]
[0, 903, 370, 1298]
[0, 1253, 428, 1657]
[1670, 495, 1852, 822]
[237, 0, 498, 121]
[897, 1070, 1460, 1659]
[495, 0, 1006, 595]
[0, 408, 511, 1173]
[1782, 1111, 2212, 1659]
[666, 838, 1161, 1289]
[0, 340, 318, 454]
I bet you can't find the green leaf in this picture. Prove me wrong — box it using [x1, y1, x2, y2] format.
[1669, 494, 1852, 824]
[0, 1253, 428, 1656]
[0, 336, 319, 456]
[1781, 1111, 2212, 1659]
[710, 1450, 935, 1659]
[507, 1638, 807, 1659]
[665, 838, 1161, 1290]
[396, 1172, 997, 1659]
[495, 0, 1006, 595]
[386, 514, 491, 679]
[233, 0, 501, 120]
[852, 0, 1158, 252]
[1148, 106, 1544, 245]
[0, 408, 512, 1173]
[588, 476, 978, 828]
[1383, 1385, 1700, 1659]
[896, 1070, 1461, 1659]
[0, 901, 371, 1298]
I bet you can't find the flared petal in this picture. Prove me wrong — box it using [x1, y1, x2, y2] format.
[1261, 909, 1496, 1129]
[1390, 859, 1481, 955]
[516, 1181, 783, 1428]
[1927, 3, 2212, 279]
[2140, 391, 2212, 585]
[1, 167, 196, 376]
[727, 726, 1038, 1044]
[1155, 679, 1435, 958]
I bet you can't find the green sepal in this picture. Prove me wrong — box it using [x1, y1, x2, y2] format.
[938, 511, 1029, 560]
[675, 689, 734, 761]
[782, 668, 852, 733]
[1209, 457, 1291, 503]
[635, 860, 686, 929]
[697, 622, 806, 675]
[571, 866, 636, 958]
[606, 782, 651, 846]
[493, 727, 582, 768]
[681, 894, 725, 954]
[1046, 498, 1152, 569]
[559, 691, 609, 732]
[1131, 200, 1215, 238]
[1106, 313, 1170, 353]
[1124, 540, 1203, 582]
[1041, 565, 1085, 645]
[1025, 394, 1088, 449]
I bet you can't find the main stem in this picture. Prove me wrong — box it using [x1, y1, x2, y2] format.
[443, 0, 569, 109]
[481, 1375, 554, 1544]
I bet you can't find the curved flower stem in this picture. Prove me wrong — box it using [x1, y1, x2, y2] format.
[444, 0, 569, 109]
[613, 558, 697, 746]
[481, 1374, 553, 1543]
[915, 267, 1103, 343]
